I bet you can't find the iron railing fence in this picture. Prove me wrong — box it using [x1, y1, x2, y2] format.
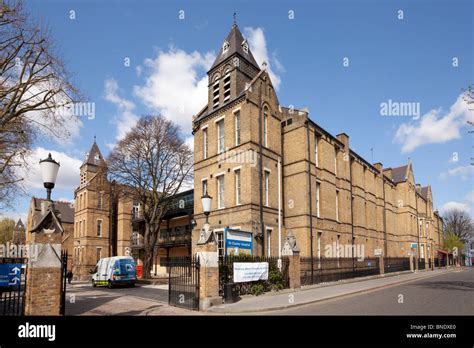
[218, 255, 289, 297]
[300, 257, 380, 286]
[168, 256, 200, 311]
[384, 257, 411, 273]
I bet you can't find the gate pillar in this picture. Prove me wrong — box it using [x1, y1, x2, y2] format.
[24, 200, 64, 316]
[195, 223, 220, 311]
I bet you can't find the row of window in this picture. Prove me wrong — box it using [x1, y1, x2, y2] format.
[74, 246, 102, 264]
[74, 218, 103, 238]
[202, 168, 270, 209]
[202, 107, 269, 159]
[76, 191, 103, 211]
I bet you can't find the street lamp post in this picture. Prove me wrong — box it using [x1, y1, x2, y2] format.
[201, 193, 212, 225]
[39, 153, 60, 201]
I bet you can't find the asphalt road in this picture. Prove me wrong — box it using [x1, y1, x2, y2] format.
[269, 267, 474, 315]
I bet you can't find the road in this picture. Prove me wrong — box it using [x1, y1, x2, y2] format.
[268, 267, 474, 315]
[65, 283, 197, 315]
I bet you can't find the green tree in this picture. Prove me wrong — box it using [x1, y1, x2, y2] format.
[0, 218, 15, 244]
[443, 231, 464, 255]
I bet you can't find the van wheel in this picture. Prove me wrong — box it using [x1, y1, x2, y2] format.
[107, 281, 113, 289]
[92, 280, 96, 287]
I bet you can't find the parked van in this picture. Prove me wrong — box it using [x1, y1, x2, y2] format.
[90, 256, 136, 288]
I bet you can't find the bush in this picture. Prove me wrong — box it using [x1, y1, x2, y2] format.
[249, 281, 266, 296]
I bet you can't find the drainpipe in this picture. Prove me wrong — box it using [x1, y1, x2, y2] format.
[305, 121, 314, 283]
[258, 81, 265, 256]
[415, 192, 420, 269]
[349, 157, 355, 272]
[381, 173, 388, 257]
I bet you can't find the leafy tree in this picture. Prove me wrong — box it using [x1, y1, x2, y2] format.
[443, 232, 464, 255]
[0, 217, 15, 244]
[107, 115, 192, 278]
[443, 209, 473, 242]
[0, 1, 80, 208]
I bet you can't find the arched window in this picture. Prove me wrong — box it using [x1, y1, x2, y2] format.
[212, 74, 220, 109]
[223, 68, 231, 103]
[263, 106, 269, 147]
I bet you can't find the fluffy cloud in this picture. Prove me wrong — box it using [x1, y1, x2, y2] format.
[133, 47, 215, 134]
[17, 147, 82, 191]
[439, 201, 470, 215]
[440, 165, 474, 180]
[394, 94, 473, 153]
[244, 27, 283, 90]
[104, 78, 139, 141]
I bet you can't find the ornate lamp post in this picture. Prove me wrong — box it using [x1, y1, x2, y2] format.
[197, 193, 213, 245]
[39, 153, 60, 201]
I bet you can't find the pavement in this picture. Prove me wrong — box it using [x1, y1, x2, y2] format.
[208, 267, 463, 314]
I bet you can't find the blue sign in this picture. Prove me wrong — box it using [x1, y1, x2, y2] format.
[225, 228, 253, 255]
[0, 264, 22, 287]
[411, 243, 418, 249]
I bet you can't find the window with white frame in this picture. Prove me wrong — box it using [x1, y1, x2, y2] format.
[315, 134, 319, 167]
[317, 231, 322, 268]
[235, 169, 241, 205]
[234, 110, 241, 146]
[420, 243, 425, 259]
[97, 191, 102, 208]
[264, 170, 270, 206]
[217, 119, 225, 154]
[336, 190, 340, 221]
[96, 247, 102, 263]
[266, 228, 272, 256]
[263, 107, 268, 147]
[202, 179, 208, 196]
[215, 230, 224, 258]
[97, 219, 102, 237]
[203, 127, 208, 159]
[316, 182, 321, 217]
[217, 175, 225, 209]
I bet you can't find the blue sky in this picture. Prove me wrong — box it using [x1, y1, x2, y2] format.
[3, 0, 473, 222]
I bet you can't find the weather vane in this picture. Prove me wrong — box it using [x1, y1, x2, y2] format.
[233, 11, 237, 26]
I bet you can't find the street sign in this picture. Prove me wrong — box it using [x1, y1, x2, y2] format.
[410, 243, 418, 249]
[225, 228, 253, 256]
[0, 264, 22, 287]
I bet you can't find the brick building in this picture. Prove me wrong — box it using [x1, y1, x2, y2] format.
[72, 141, 194, 280]
[191, 22, 444, 264]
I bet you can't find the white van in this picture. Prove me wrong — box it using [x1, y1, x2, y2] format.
[90, 256, 136, 288]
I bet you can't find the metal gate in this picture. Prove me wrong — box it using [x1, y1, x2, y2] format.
[168, 256, 200, 311]
[0, 257, 27, 316]
[59, 250, 68, 315]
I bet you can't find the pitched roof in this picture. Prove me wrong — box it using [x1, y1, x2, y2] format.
[209, 23, 260, 71]
[420, 186, 429, 200]
[13, 219, 25, 232]
[391, 165, 408, 183]
[32, 197, 75, 224]
[82, 141, 107, 168]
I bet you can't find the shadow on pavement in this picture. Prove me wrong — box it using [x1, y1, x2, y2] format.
[414, 280, 474, 292]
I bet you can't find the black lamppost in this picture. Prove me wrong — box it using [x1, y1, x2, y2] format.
[201, 193, 212, 224]
[39, 153, 60, 201]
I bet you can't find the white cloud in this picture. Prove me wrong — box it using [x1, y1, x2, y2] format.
[439, 201, 470, 215]
[133, 47, 215, 134]
[394, 94, 473, 153]
[104, 78, 139, 141]
[244, 27, 283, 90]
[17, 147, 82, 192]
[440, 165, 474, 180]
[0, 211, 28, 223]
[465, 191, 474, 205]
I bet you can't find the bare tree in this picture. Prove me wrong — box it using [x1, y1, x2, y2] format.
[0, 0, 80, 208]
[443, 209, 473, 242]
[107, 115, 193, 278]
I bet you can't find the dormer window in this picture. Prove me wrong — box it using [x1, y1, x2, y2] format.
[242, 39, 249, 53]
[222, 41, 230, 53]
